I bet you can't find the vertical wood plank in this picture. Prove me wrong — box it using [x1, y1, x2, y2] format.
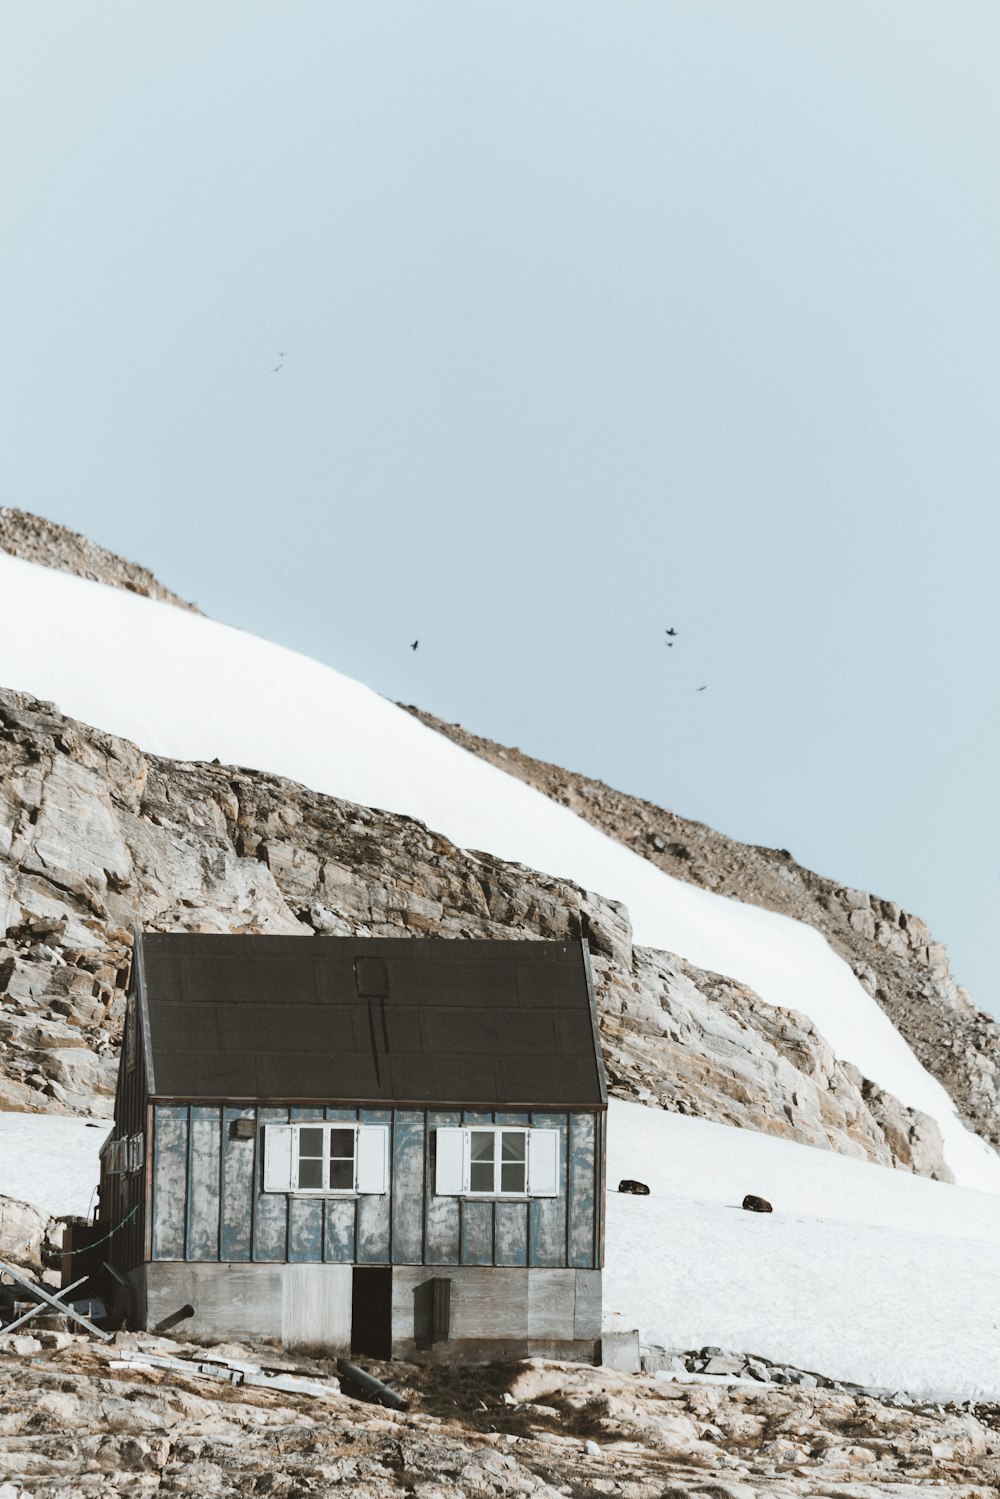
[461, 1110, 494, 1266]
[425, 1110, 460, 1265]
[253, 1106, 290, 1262]
[529, 1112, 568, 1268]
[152, 1105, 188, 1260]
[355, 1108, 392, 1264]
[324, 1107, 357, 1263]
[220, 1107, 256, 1262]
[288, 1107, 325, 1263]
[187, 1107, 222, 1261]
[391, 1111, 425, 1265]
[568, 1113, 597, 1268]
[494, 1111, 530, 1267]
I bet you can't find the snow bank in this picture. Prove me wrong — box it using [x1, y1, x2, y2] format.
[605, 1099, 1000, 1400]
[1, 552, 997, 1190]
[4, 1100, 998, 1400]
[0, 1113, 110, 1219]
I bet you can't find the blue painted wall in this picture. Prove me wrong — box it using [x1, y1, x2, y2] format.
[150, 1105, 604, 1269]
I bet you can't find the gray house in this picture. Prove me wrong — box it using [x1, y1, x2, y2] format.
[98, 932, 607, 1360]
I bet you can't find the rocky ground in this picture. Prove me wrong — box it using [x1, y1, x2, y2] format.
[0, 687, 947, 1178]
[0, 1332, 996, 1497]
[404, 706, 1000, 1157]
[0, 511, 198, 613]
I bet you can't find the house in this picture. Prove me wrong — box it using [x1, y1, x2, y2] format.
[96, 931, 607, 1360]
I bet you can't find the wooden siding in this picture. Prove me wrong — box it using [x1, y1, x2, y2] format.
[97, 978, 148, 1273]
[150, 1106, 603, 1269]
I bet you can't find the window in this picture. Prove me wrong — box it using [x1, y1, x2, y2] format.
[101, 1132, 144, 1176]
[469, 1129, 527, 1195]
[435, 1126, 559, 1197]
[263, 1123, 388, 1195]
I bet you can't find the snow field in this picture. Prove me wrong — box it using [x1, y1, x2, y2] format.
[0, 552, 997, 1191]
[0, 1113, 111, 1219]
[604, 1100, 1000, 1400]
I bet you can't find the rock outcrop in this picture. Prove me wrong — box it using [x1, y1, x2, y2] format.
[0, 509, 199, 612]
[0, 1333, 996, 1497]
[0, 687, 950, 1177]
[404, 706, 1000, 1156]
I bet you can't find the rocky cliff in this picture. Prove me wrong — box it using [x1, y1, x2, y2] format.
[0, 509, 199, 613]
[404, 707, 1000, 1157]
[0, 687, 948, 1177]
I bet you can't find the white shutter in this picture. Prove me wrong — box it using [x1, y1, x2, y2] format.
[263, 1124, 295, 1192]
[528, 1129, 560, 1197]
[435, 1127, 467, 1196]
[356, 1125, 389, 1194]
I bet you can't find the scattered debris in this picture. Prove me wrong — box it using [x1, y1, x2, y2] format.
[108, 1347, 340, 1401]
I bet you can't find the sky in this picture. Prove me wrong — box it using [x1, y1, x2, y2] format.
[0, 4, 997, 1013]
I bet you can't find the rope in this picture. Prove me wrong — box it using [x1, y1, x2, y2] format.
[61, 1203, 139, 1258]
[1, 1203, 139, 1266]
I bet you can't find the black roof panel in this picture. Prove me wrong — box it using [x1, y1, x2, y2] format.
[136, 934, 606, 1110]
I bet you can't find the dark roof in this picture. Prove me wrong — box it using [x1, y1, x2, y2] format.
[135, 934, 607, 1110]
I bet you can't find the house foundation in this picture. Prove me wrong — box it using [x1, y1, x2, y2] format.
[131, 1262, 601, 1362]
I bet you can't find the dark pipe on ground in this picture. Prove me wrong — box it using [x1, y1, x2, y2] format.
[153, 1303, 195, 1334]
[336, 1359, 408, 1410]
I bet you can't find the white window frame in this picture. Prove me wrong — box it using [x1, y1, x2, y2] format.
[466, 1126, 529, 1197]
[101, 1131, 144, 1177]
[435, 1126, 560, 1199]
[292, 1122, 357, 1195]
[263, 1122, 388, 1196]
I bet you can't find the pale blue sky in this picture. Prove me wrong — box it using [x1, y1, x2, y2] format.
[1, 4, 997, 1012]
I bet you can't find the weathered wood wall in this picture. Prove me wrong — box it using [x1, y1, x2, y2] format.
[97, 991, 147, 1272]
[149, 1106, 604, 1269]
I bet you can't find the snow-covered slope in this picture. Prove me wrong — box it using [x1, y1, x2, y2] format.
[4, 1101, 997, 1399]
[0, 1114, 110, 1219]
[1, 551, 997, 1190]
[605, 1100, 1000, 1400]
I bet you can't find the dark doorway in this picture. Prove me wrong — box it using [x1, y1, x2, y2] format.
[351, 1268, 392, 1358]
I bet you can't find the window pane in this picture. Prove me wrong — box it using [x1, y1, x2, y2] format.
[298, 1158, 323, 1189]
[470, 1162, 494, 1193]
[329, 1158, 354, 1191]
[299, 1128, 324, 1158]
[329, 1128, 354, 1159]
[470, 1131, 495, 1163]
[501, 1162, 526, 1194]
[501, 1131, 526, 1162]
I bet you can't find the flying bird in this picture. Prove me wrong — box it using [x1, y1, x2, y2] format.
[410, 640, 419, 651]
[696, 685, 707, 692]
[665, 628, 678, 637]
